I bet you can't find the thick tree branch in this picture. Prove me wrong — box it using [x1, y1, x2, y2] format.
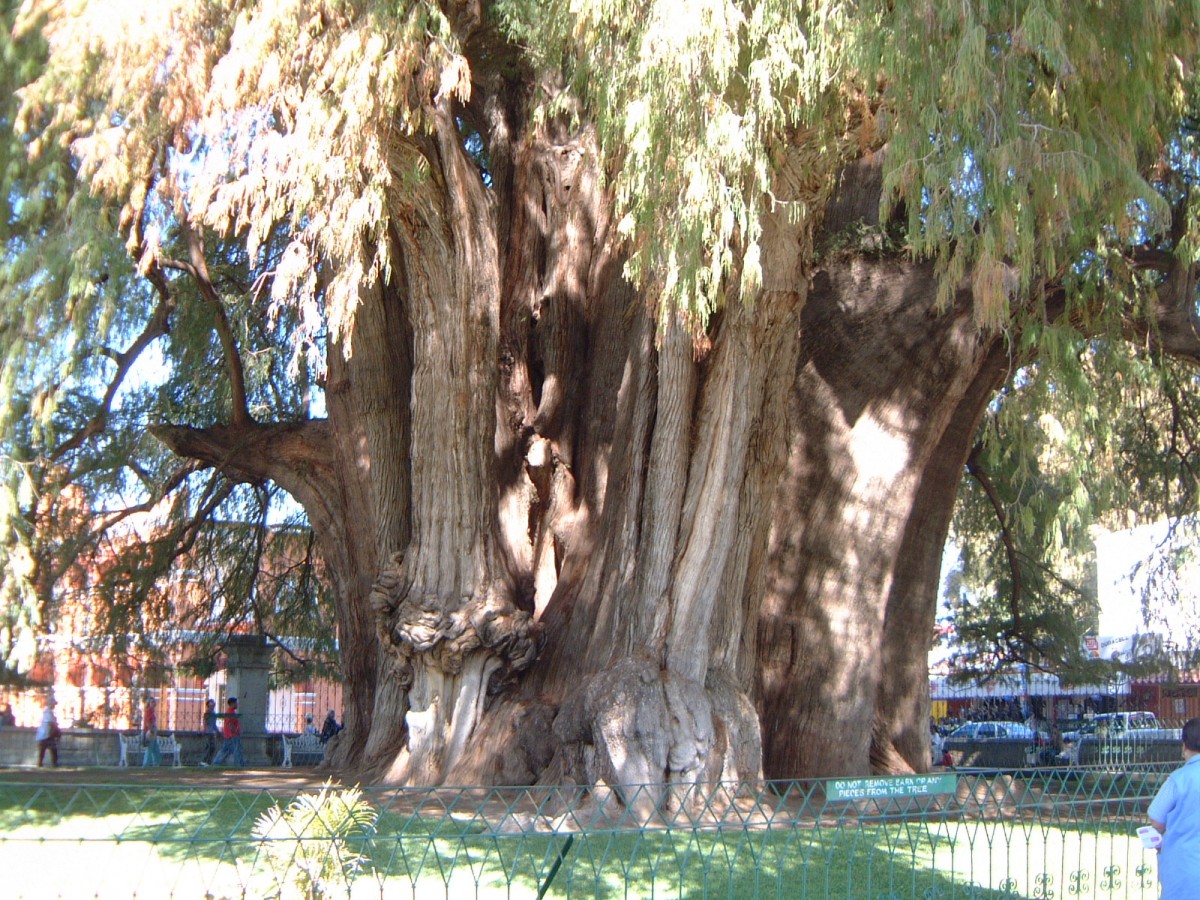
[438, 0, 485, 44]
[149, 420, 334, 488]
[1129, 246, 1178, 272]
[1146, 255, 1200, 364]
[1126, 187, 1200, 364]
[159, 220, 252, 427]
[149, 419, 346, 550]
[819, 152, 887, 237]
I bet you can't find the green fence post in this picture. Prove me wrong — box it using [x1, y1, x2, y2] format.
[535, 833, 575, 900]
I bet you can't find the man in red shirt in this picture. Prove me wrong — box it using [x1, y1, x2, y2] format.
[210, 697, 245, 766]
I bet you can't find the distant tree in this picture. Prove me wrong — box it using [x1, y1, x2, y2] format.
[947, 77, 1200, 678]
[3, 0, 1200, 802]
[947, 348, 1200, 679]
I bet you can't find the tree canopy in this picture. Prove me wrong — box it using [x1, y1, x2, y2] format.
[11, 1, 1198, 332]
[4, 0, 1200, 789]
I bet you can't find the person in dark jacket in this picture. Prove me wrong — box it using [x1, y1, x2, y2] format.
[199, 698, 219, 766]
[319, 709, 341, 744]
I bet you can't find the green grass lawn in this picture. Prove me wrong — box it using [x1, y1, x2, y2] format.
[0, 778, 1164, 899]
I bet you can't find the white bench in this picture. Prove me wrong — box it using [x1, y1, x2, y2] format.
[117, 733, 140, 766]
[158, 734, 182, 766]
[117, 732, 182, 766]
[281, 733, 324, 768]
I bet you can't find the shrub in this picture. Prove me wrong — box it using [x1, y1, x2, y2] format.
[252, 780, 378, 899]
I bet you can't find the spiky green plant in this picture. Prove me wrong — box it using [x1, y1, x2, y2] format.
[252, 781, 378, 900]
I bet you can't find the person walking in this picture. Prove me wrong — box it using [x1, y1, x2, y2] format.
[35, 704, 60, 767]
[141, 697, 162, 766]
[200, 698, 219, 766]
[211, 697, 245, 767]
[1148, 717, 1200, 899]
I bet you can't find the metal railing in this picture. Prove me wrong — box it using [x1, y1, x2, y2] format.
[0, 766, 1171, 898]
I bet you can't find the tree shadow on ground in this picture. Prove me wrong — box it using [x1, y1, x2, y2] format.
[0, 779, 1158, 899]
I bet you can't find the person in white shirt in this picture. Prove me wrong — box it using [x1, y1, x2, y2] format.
[35, 705, 60, 767]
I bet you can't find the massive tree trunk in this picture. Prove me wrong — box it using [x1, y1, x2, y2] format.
[361, 102, 545, 785]
[754, 254, 1002, 779]
[157, 118, 990, 790]
[455, 145, 837, 806]
[152, 42, 1006, 793]
[747, 153, 1006, 779]
[871, 335, 1011, 773]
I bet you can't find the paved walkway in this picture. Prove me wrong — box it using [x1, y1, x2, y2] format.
[0, 764, 342, 790]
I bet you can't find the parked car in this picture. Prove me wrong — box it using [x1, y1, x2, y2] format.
[1059, 711, 1172, 744]
[947, 721, 1037, 741]
[943, 721, 1053, 768]
[1057, 711, 1182, 765]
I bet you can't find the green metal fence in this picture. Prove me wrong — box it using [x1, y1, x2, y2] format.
[0, 766, 1173, 898]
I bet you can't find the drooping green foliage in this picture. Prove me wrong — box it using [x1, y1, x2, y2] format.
[946, 62, 1200, 677]
[0, 0, 334, 674]
[498, 0, 865, 324]
[504, 0, 1200, 327]
[881, 1, 1200, 325]
[13, 0, 476, 351]
[15, 1, 1198, 337]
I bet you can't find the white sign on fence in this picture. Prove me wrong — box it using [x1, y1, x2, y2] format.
[827, 773, 957, 801]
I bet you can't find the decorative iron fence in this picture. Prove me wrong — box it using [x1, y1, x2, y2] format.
[0, 766, 1172, 898]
